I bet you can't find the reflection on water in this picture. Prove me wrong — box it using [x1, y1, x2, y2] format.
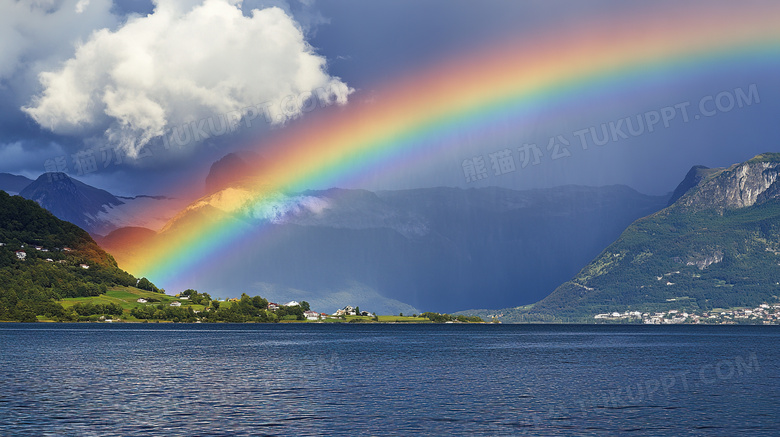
[0, 324, 778, 436]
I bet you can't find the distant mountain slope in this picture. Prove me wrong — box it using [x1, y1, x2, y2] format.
[0, 173, 33, 195]
[114, 181, 669, 314]
[96, 226, 161, 270]
[91, 195, 190, 236]
[521, 153, 780, 320]
[0, 191, 152, 321]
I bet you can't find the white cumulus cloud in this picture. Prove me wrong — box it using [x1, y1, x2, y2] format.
[23, 0, 351, 157]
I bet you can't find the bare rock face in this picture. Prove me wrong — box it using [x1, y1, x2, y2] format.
[685, 250, 723, 270]
[677, 154, 780, 212]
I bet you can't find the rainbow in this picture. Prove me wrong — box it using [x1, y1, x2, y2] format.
[128, 4, 780, 292]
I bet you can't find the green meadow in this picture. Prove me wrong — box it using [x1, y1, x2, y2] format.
[55, 287, 205, 322]
[44, 288, 485, 323]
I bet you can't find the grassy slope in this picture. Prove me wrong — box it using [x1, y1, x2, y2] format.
[54, 287, 204, 322]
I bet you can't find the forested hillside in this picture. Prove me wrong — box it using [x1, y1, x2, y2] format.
[0, 191, 157, 321]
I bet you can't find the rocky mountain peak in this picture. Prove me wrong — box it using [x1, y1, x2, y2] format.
[204, 151, 267, 195]
[667, 165, 712, 206]
[205, 153, 252, 195]
[19, 173, 124, 235]
[675, 153, 780, 211]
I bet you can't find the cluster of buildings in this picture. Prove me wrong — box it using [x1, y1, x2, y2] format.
[332, 305, 373, 317]
[135, 295, 374, 322]
[266, 300, 328, 320]
[266, 300, 300, 310]
[5, 243, 86, 267]
[594, 303, 780, 324]
[304, 310, 326, 320]
[264, 301, 376, 320]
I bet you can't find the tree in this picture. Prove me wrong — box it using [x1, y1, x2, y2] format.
[137, 277, 159, 293]
[14, 302, 37, 322]
[252, 295, 268, 309]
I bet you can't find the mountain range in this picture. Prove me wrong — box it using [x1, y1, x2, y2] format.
[14, 152, 779, 319]
[101, 154, 670, 314]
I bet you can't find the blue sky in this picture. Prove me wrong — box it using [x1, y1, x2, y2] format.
[1, 0, 778, 196]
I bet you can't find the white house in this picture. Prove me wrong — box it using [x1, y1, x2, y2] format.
[137, 298, 148, 303]
[284, 301, 300, 307]
[334, 305, 356, 316]
[267, 302, 279, 311]
[304, 310, 321, 321]
[170, 301, 181, 307]
[45, 258, 53, 262]
[80, 264, 90, 269]
[179, 296, 190, 300]
[15, 251, 26, 260]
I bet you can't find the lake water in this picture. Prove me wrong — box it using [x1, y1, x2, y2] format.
[0, 324, 778, 436]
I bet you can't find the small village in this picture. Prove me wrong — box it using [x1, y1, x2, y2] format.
[157, 296, 377, 322]
[4, 242, 89, 268]
[262, 302, 374, 321]
[594, 302, 780, 324]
